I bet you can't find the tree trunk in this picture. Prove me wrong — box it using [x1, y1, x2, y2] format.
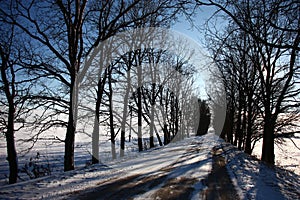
[244, 97, 253, 154]
[240, 102, 247, 150]
[220, 105, 234, 143]
[174, 98, 179, 140]
[137, 54, 143, 152]
[64, 82, 76, 171]
[92, 114, 100, 164]
[65, 113, 75, 171]
[129, 107, 132, 142]
[1, 54, 18, 184]
[108, 70, 116, 159]
[261, 117, 275, 165]
[120, 70, 131, 157]
[234, 102, 242, 147]
[137, 86, 143, 151]
[110, 115, 116, 159]
[92, 69, 107, 164]
[149, 104, 155, 148]
[154, 125, 163, 146]
[6, 110, 18, 184]
[149, 80, 156, 148]
[163, 123, 170, 145]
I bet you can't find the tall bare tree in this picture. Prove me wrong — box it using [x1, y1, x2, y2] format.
[0, 24, 19, 184]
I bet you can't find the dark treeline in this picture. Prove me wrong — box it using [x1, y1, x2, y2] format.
[202, 0, 300, 164]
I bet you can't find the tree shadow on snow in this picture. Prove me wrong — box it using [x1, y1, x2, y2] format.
[221, 143, 300, 200]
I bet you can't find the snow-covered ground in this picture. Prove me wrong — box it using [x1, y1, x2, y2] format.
[0, 131, 299, 199]
[252, 134, 300, 176]
[0, 131, 216, 199]
[224, 142, 300, 199]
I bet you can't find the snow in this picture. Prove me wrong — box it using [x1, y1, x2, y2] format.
[0, 132, 211, 199]
[0, 130, 299, 199]
[224, 142, 300, 199]
[252, 133, 300, 176]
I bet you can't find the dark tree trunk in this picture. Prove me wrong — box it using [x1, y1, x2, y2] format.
[244, 97, 253, 154]
[6, 112, 18, 184]
[92, 114, 100, 164]
[240, 103, 247, 150]
[109, 110, 116, 159]
[174, 98, 179, 140]
[261, 116, 276, 165]
[129, 107, 132, 142]
[154, 125, 163, 146]
[234, 104, 242, 147]
[163, 123, 170, 145]
[92, 71, 107, 164]
[228, 106, 234, 144]
[136, 53, 143, 152]
[149, 83, 156, 148]
[64, 81, 76, 171]
[137, 86, 143, 152]
[65, 110, 75, 171]
[120, 128, 126, 156]
[197, 100, 211, 136]
[220, 105, 234, 144]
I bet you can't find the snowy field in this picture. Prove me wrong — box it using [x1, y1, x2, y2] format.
[0, 130, 299, 199]
[0, 125, 144, 186]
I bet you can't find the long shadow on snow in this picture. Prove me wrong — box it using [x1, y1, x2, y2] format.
[72, 149, 211, 199]
[221, 143, 300, 200]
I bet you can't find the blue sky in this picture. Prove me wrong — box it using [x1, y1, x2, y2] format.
[172, 7, 219, 99]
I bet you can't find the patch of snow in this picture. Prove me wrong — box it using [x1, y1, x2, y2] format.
[223, 142, 300, 200]
[252, 133, 300, 176]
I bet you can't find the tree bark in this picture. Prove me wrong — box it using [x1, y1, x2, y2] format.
[64, 73, 78, 171]
[92, 69, 107, 164]
[137, 86, 143, 152]
[6, 111, 18, 184]
[244, 96, 253, 155]
[261, 116, 276, 165]
[149, 83, 156, 148]
[137, 52, 143, 152]
[92, 114, 100, 164]
[64, 104, 75, 171]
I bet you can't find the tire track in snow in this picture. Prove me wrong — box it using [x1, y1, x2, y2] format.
[201, 145, 239, 200]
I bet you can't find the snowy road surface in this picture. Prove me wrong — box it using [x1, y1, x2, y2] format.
[0, 132, 299, 199]
[73, 139, 215, 199]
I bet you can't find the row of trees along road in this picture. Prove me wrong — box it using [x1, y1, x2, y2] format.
[1, 0, 299, 185]
[0, 0, 202, 184]
[200, 0, 300, 165]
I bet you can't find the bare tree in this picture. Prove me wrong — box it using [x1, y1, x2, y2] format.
[0, 24, 19, 184]
[0, 10, 38, 183]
